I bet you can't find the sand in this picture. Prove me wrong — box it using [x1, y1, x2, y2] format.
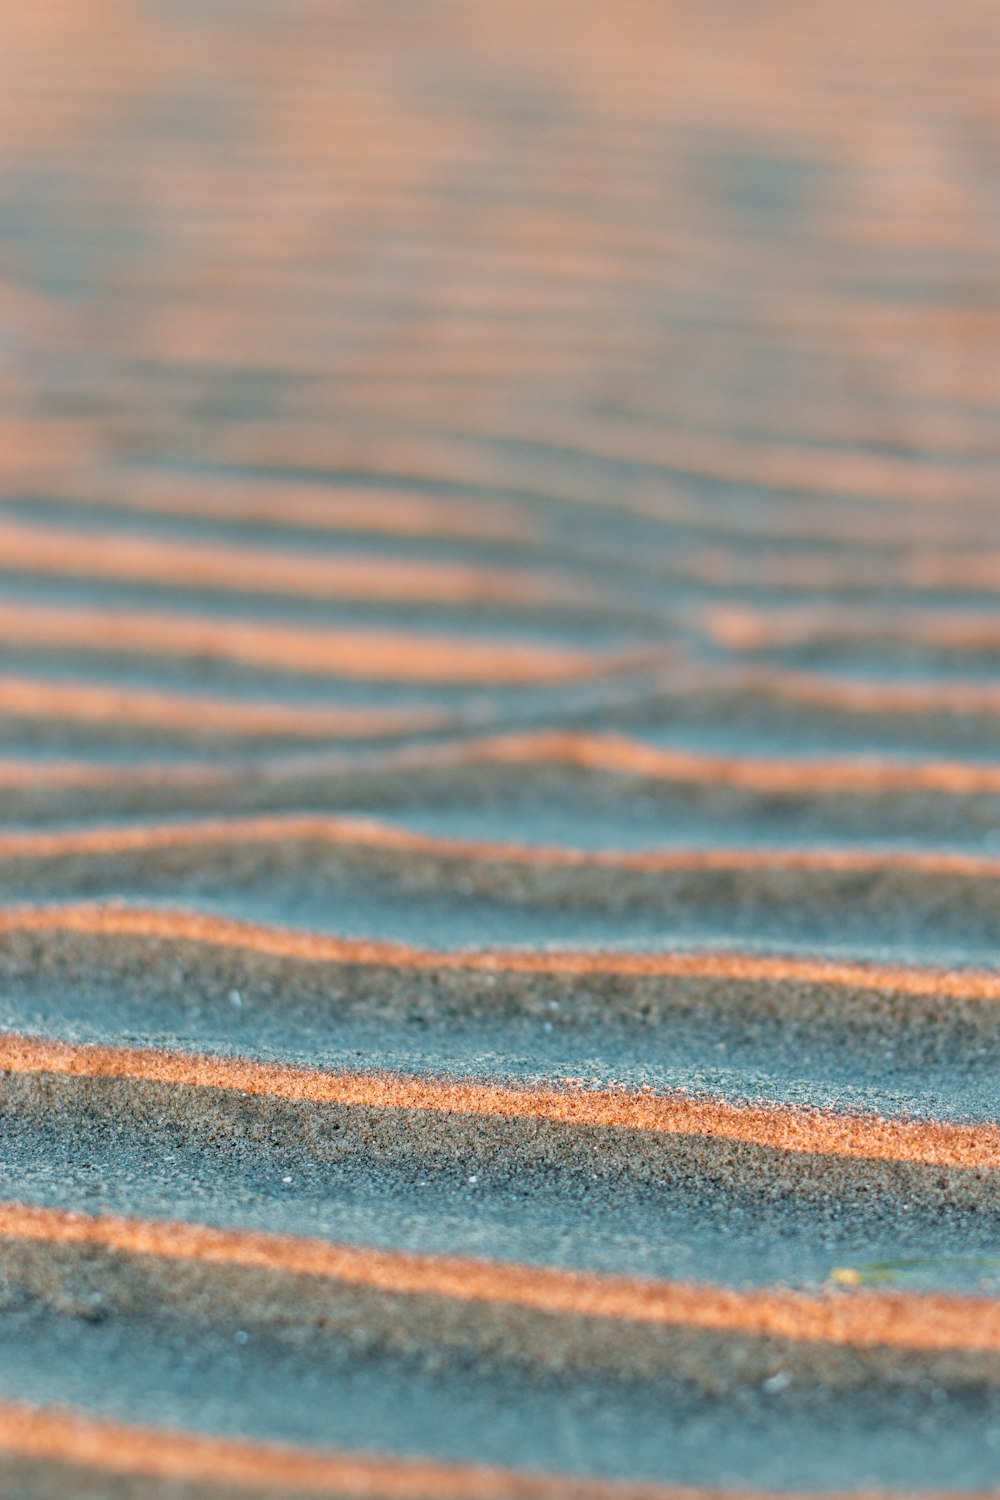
[0, 0, 998, 1495]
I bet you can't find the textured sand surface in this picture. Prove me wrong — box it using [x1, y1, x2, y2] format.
[0, 0, 998, 1495]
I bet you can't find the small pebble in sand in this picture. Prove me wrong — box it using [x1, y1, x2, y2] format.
[830, 1267, 862, 1286]
[762, 1371, 791, 1394]
[228, 990, 243, 1009]
[467, 1175, 478, 1184]
[282, 1175, 292, 1184]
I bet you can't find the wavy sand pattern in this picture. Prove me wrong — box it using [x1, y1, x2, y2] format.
[0, 0, 998, 1496]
